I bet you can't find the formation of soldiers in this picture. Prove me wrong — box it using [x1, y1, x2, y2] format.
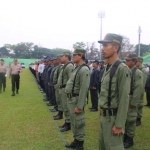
[29, 33, 150, 150]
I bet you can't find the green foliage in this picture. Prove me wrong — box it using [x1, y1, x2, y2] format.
[73, 42, 86, 49]
[135, 44, 150, 56]
[0, 43, 70, 59]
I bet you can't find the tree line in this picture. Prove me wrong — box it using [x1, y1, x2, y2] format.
[0, 35, 150, 60]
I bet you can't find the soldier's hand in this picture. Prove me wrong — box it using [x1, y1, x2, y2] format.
[92, 87, 96, 90]
[112, 126, 122, 135]
[129, 105, 135, 108]
[74, 107, 82, 114]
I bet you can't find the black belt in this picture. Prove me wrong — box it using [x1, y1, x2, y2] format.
[59, 84, 66, 89]
[66, 93, 79, 98]
[100, 108, 118, 116]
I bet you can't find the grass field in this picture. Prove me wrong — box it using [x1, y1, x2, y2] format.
[0, 69, 150, 150]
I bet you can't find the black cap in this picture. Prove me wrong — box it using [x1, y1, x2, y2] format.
[93, 60, 99, 64]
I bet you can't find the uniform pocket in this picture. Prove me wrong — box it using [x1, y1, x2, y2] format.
[110, 135, 124, 150]
[75, 114, 85, 129]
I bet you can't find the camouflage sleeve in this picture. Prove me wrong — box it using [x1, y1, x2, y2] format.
[77, 67, 90, 110]
[115, 65, 131, 128]
[130, 70, 143, 106]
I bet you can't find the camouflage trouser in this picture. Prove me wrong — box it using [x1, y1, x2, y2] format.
[68, 96, 85, 141]
[99, 115, 124, 150]
[137, 93, 144, 119]
[125, 107, 137, 138]
[55, 88, 62, 111]
[59, 88, 70, 123]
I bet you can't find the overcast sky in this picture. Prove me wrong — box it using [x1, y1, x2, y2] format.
[0, 0, 149, 50]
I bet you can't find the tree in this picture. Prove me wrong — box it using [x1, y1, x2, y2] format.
[134, 44, 150, 56]
[73, 42, 86, 49]
[86, 42, 99, 60]
[119, 35, 135, 59]
[0, 47, 9, 57]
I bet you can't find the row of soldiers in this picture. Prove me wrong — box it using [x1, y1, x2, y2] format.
[29, 33, 149, 150]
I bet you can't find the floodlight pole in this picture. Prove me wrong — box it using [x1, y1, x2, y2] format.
[138, 26, 141, 57]
[98, 11, 105, 60]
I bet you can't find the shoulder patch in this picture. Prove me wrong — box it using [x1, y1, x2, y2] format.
[125, 73, 129, 78]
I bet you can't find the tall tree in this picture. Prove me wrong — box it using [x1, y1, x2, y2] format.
[73, 42, 86, 49]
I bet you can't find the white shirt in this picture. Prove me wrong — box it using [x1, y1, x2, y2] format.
[38, 63, 45, 73]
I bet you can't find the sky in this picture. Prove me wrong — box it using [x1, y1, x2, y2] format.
[0, 0, 149, 50]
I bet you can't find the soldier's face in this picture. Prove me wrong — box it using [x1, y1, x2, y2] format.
[102, 43, 118, 58]
[136, 61, 142, 68]
[72, 54, 81, 63]
[125, 60, 135, 68]
[60, 55, 66, 63]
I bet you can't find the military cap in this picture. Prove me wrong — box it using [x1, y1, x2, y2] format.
[73, 48, 86, 55]
[0, 59, 4, 61]
[98, 33, 122, 46]
[137, 57, 143, 62]
[84, 59, 88, 64]
[61, 51, 71, 56]
[125, 53, 137, 60]
[99, 60, 104, 63]
[93, 60, 99, 64]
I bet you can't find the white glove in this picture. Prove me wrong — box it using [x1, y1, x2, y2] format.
[5, 75, 7, 77]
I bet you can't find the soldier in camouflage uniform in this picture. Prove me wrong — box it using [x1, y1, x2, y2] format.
[136, 57, 147, 126]
[124, 54, 143, 148]
[65, 48, 90, 150]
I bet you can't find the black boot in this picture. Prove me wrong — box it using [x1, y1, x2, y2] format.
[54, 111, 63, 120]
[11, 92, 15, 96]
[16, 90, 19, 94]
[73, 141, 84, 150]
[60, 122, 71, 132]
[65, 139, 78, 148]
[136, 118, 141, 126]
[124, 135, 134, 148]
[3, 88, 5, 92]
[50, 108, 58, 112]
[59, 121, 66, 128]
[53, 111, 60, 118]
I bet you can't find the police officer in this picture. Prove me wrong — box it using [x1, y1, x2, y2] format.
[57, 52, 74, 132]
[89, 60, 100, 112]
[0, 59, 8, 93]
[136, 57, 147, 126]
[65, 48, 90, 150]
[9, 58, 22, 96]
[98, 33, 131, 150]
[124, 54, 143, 148]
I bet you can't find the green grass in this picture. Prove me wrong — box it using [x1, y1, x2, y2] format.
[0, 69, 150, 150]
